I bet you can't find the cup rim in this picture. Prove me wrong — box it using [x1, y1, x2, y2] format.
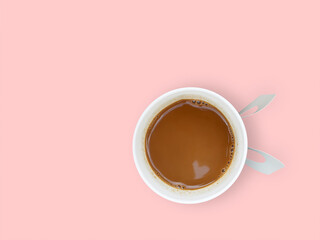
[133, 87, 248, 204]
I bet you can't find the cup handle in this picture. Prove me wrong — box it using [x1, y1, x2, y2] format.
[239, 94, 284, 174]
[245, 147, 284, 174]
[239, 94, 275, 118]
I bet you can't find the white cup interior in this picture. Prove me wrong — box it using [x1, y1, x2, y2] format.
[133, 87, 248, 204]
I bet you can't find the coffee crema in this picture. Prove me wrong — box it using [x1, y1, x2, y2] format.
[145, 99, 235, 190]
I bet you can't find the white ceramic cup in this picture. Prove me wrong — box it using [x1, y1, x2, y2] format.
[133, 87, 248, 204]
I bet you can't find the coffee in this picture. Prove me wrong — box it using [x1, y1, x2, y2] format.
[145, 99, 235, 190]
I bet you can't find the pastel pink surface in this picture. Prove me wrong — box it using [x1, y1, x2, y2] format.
[1, 0, 319, 239]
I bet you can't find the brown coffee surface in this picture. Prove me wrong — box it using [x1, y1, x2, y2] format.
[145, 99, 235, 190]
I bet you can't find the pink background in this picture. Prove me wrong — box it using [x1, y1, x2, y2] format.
[1, 0, 320, 239]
